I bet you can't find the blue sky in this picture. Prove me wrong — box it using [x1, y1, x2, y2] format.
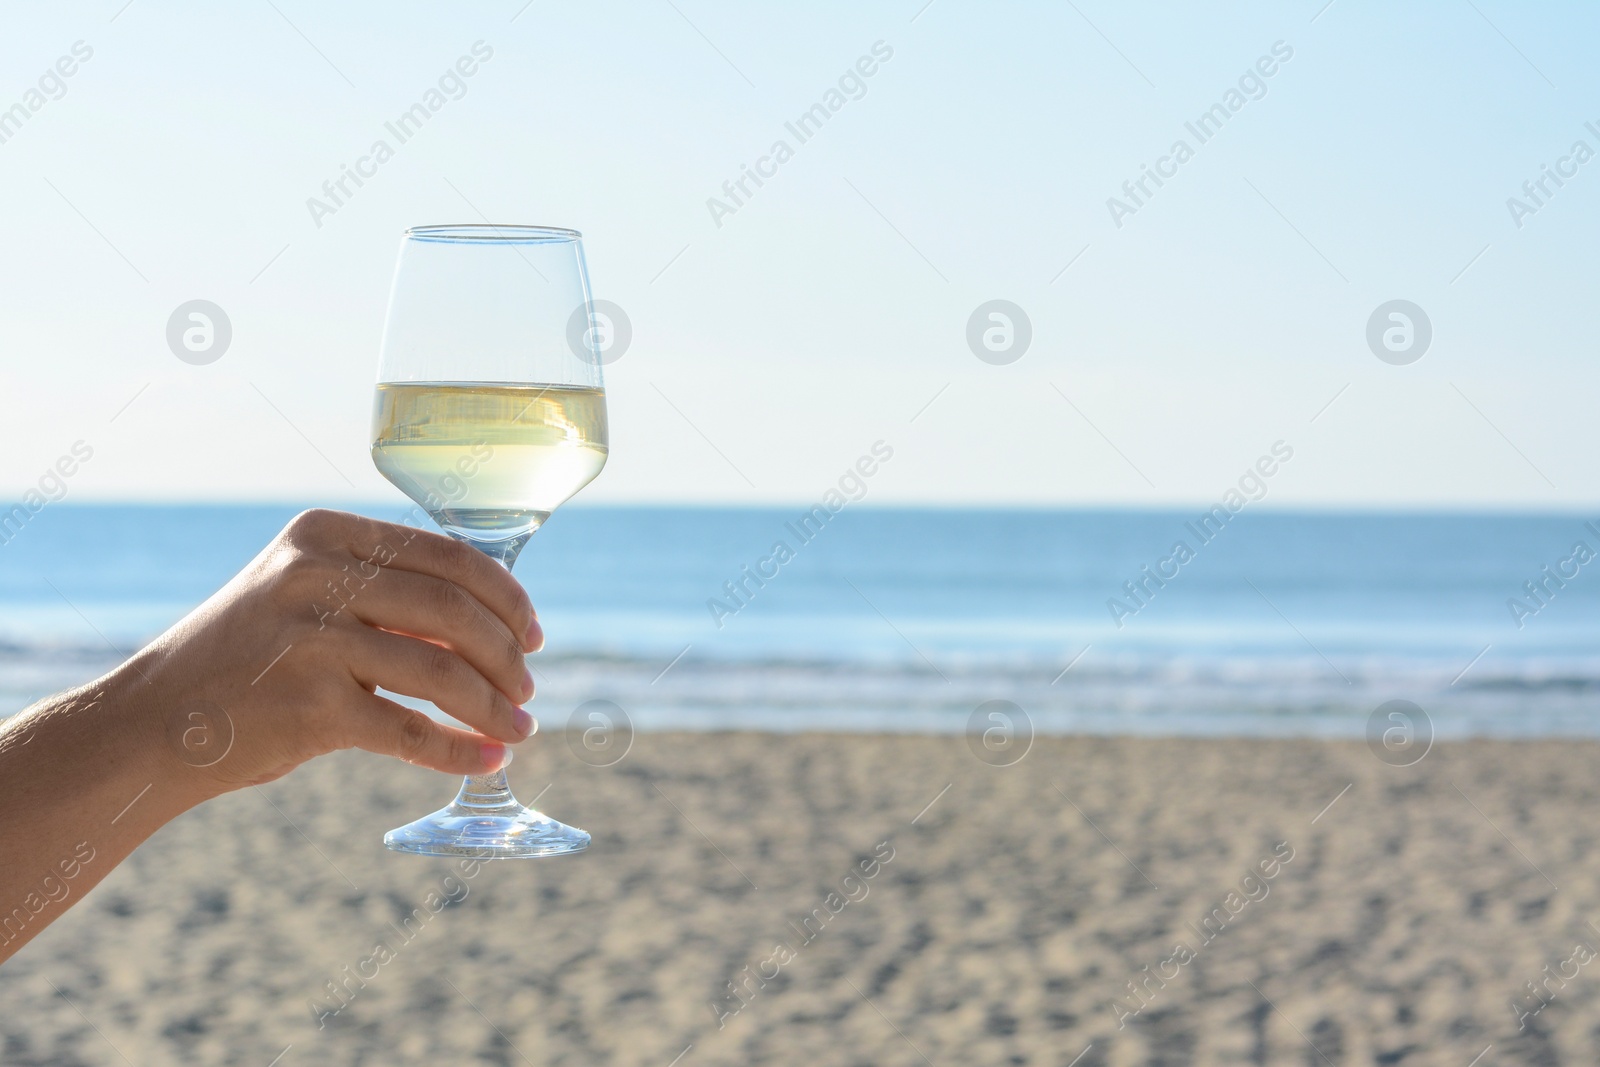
[1, 1, 1596, 509]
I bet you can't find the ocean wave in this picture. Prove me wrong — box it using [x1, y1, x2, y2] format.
[2, 637, 1597, 738]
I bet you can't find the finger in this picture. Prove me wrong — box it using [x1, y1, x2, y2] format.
[371, 522, 539, 651]
[340, 566, 532, 704]
[349, 693, 515, 775]
[342, 627, 534, 744]
[303, 510, 540, 652]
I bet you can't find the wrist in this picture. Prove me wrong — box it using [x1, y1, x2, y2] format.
[90, 655, 221, 822]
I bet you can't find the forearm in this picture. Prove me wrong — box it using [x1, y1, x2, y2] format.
[0, 660, 204, 962]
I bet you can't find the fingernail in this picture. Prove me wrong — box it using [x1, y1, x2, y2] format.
[520, 665, 535, 701]
[480, 742, 511, 771]
[525, 616, 544, 652]
[512, 706, 535, 738]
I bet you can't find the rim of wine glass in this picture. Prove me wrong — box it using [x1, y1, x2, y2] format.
[404, 224, 582, 244]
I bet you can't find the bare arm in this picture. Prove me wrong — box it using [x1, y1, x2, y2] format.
[0, 509, 542, 963]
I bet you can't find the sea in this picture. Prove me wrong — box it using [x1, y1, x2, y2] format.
[1, 503, 1598, 739]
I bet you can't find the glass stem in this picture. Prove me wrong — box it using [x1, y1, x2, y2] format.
[463, 532, 533, 570]
[451, 534, 532, 813]
[454, 769, 520, 813]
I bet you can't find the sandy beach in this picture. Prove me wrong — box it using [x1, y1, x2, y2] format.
[3, 732, 1598, 1066]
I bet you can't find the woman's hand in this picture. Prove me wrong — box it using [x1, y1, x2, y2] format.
[0, 508, 547, 962]
[125, 508, 543, 799]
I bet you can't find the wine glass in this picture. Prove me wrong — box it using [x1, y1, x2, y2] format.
[370, 223, 609, 857]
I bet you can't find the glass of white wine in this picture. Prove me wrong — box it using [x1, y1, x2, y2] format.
[371, 224, 608, 857]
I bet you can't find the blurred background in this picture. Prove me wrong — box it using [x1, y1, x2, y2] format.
[4, 2, 1600, 1064]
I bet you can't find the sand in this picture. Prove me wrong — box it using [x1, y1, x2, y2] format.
[3, 733, 1599, 1066]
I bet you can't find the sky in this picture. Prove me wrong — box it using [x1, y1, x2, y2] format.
[1, 1, 1597, 510]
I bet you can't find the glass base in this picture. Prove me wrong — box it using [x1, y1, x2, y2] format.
[383, 770, 590, 858]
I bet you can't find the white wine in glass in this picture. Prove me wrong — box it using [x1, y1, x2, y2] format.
[372, 382, 608, 539]
[371, 224, 609, 857]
